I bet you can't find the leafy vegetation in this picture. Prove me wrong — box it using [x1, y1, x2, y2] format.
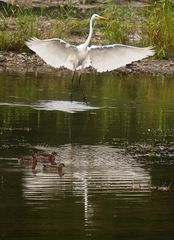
[142, 0, 174, 59]
[0, 5, 38, 51]
[100, 3, 140, 44]
[0, 0, 174, 59]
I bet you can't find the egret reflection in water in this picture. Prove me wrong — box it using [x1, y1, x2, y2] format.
[0, 100, 100, 113]
[33, 100, 100, 113]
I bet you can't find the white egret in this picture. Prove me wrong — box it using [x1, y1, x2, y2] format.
[26, 13, 154, 73]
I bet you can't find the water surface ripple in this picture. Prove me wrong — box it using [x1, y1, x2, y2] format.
[1, 72, 174, 240]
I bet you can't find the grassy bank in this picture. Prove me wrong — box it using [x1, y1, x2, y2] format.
[0, 0, 174, 59]
[142, 0, 174, 59]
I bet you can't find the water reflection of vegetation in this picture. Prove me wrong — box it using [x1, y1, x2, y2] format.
[0, 73, 174, 145]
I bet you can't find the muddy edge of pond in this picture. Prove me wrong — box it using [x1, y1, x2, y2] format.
[0, 51, 174, 75]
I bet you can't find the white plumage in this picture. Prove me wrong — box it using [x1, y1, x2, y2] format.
[26, 14, 154, 73]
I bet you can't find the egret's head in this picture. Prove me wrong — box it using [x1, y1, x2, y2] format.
[92, 14, 106, 21]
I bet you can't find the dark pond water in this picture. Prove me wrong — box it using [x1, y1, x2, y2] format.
[0, 71, 174, 240]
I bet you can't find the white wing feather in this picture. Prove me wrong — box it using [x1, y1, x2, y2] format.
[85, 44, 155, 72]
[25, 37, 78, 70]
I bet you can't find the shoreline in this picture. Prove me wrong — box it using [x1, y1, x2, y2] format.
[0, 51, 174, 75]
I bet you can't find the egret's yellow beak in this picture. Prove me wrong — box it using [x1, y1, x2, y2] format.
[98, 16, 107, 20]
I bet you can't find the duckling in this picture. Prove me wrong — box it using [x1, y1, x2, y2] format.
[18, 153, 37, 170]
[18, 153, 37, 164]
[38, 151, 57, 165]
[43, 163, 65, 176]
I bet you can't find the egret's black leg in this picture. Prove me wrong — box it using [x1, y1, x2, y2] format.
[71, 71, 76, 84]
[78, 74, 82, 85]
[70, 71, 76, 102]
[70, 92, 73, 102]
[78, 74, 88, 104]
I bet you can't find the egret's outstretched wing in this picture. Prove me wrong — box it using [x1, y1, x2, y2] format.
[26, 37, 78, 70]
[86, 44, 154, 72]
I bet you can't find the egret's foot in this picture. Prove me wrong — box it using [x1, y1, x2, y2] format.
[80, 90, 88, 104]
[70, 92, 73, 102]
[82, 95, 88, 104]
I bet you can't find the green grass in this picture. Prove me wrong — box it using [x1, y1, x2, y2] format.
[100, 3, 140, 45]
[0, 0, 174, 59]
[0, 4, 39, 51]
[0, 3, 78, 51]
[0, 15, 38, 51]
[141, 0, 174, 59]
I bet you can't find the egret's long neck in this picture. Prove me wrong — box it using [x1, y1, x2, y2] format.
[84, 17, 94, 47]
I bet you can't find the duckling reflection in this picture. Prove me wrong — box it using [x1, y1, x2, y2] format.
[37, 151, 57, 165]
[18, 153, 37, 170]
[43, 163, 65, 177]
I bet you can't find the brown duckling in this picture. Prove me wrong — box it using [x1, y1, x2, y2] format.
[38, 151, 57, 165]
[43, 163, 65, 176]
[18, 153, 37, 164]
[18, 153, 37, 170]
